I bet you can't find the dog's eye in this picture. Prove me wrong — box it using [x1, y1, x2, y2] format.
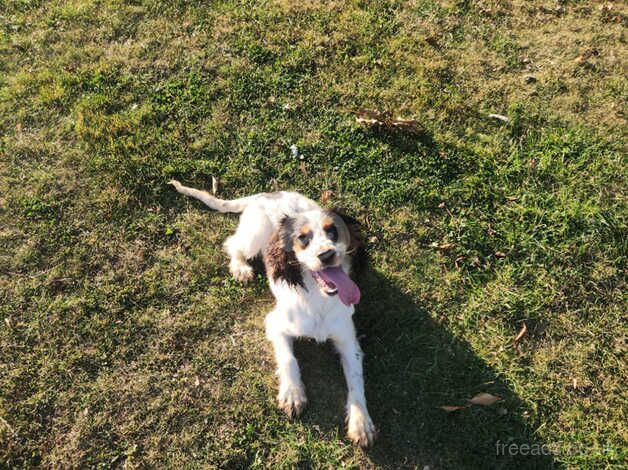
[325, 225, 338, 242]
[297, 232, 311, 247]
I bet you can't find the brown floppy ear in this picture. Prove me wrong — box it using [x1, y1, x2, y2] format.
[263, 217, 305, 288]
[331, 208, 368, 277]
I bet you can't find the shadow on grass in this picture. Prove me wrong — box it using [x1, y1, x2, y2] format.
[295, 268, 560, 469]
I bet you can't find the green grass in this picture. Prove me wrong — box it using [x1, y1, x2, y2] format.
[1, 0, 626, 468]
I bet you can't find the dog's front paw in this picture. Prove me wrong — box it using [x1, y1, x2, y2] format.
[230, 262, 253, 283]
[347, 406, 376, 447]
[277, 383, 307, 418]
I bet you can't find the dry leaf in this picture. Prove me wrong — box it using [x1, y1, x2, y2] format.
[468, 393, 502, 406]
[320, 190, 333, 204]
[211, 176, 220, 195]
[495, 251, 506, 258]
[351, 109, 422, 134]
[513, 322, 528, 346]
[390, 117, 422, 132]
[299, 160, 307, 176]
[194, 376, 200, 387]
[440, 405, 469, 412]
[353, 108, 391, 126]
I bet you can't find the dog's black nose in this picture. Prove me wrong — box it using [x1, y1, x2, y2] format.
[318, 249, 336, 264]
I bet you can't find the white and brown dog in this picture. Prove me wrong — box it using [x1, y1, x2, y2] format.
[169, 180, 376, 447]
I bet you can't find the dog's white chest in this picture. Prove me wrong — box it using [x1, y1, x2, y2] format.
[266, 279, 354, 342]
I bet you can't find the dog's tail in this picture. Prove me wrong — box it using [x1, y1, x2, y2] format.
[168, 180, 255, 213]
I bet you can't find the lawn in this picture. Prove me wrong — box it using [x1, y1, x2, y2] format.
[1, 0, 626, 468]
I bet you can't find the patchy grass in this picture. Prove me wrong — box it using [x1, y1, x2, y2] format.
[1, 0, 626, 468]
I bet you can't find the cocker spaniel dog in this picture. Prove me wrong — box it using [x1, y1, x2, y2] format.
[169, 180, 376, 447]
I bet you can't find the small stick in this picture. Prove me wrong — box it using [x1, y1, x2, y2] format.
[488, 114, 509, 122]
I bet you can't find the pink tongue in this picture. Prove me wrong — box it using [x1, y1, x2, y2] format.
[318, 266, 361, 306]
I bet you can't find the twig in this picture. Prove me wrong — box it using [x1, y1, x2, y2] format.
[488, 113, 509, 123]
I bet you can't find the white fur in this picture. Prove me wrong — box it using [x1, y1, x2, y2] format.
[169, 180, 376, 446]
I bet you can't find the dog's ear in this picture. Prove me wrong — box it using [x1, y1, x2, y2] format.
[331, 209, 368, 277]
[264, 217, 305, 288]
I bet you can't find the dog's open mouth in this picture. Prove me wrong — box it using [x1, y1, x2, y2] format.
[311, 266, 361, 306]
[312, 270, 339, 296]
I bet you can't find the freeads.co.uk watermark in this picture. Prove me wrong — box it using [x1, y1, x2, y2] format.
[495, 440, 613, 457]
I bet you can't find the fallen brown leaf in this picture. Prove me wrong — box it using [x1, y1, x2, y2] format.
[299, 160, 307, 176]
[495, 251, 506, 258]
[353, 108, 391, 126]
[351, 109, 422, 134]
[440, 405, 469, 412]
[468, 392, 502, 406]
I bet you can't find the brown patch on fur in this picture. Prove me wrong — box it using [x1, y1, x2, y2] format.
[294, 224, 312, 251]
[264, 217, 305, 288]
[322, 216, 334, 230]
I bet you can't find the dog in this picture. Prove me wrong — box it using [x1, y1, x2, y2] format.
[169, 180, 376, 447]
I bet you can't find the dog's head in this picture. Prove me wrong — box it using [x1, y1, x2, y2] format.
[264, 209, 363, 304]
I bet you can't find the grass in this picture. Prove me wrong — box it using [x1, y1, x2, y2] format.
[1, 0, 626, 468]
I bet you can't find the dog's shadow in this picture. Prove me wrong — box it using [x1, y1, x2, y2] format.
[294, 268, 559, 469]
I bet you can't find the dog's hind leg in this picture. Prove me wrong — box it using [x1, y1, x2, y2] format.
[223, 205, 273, 282]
